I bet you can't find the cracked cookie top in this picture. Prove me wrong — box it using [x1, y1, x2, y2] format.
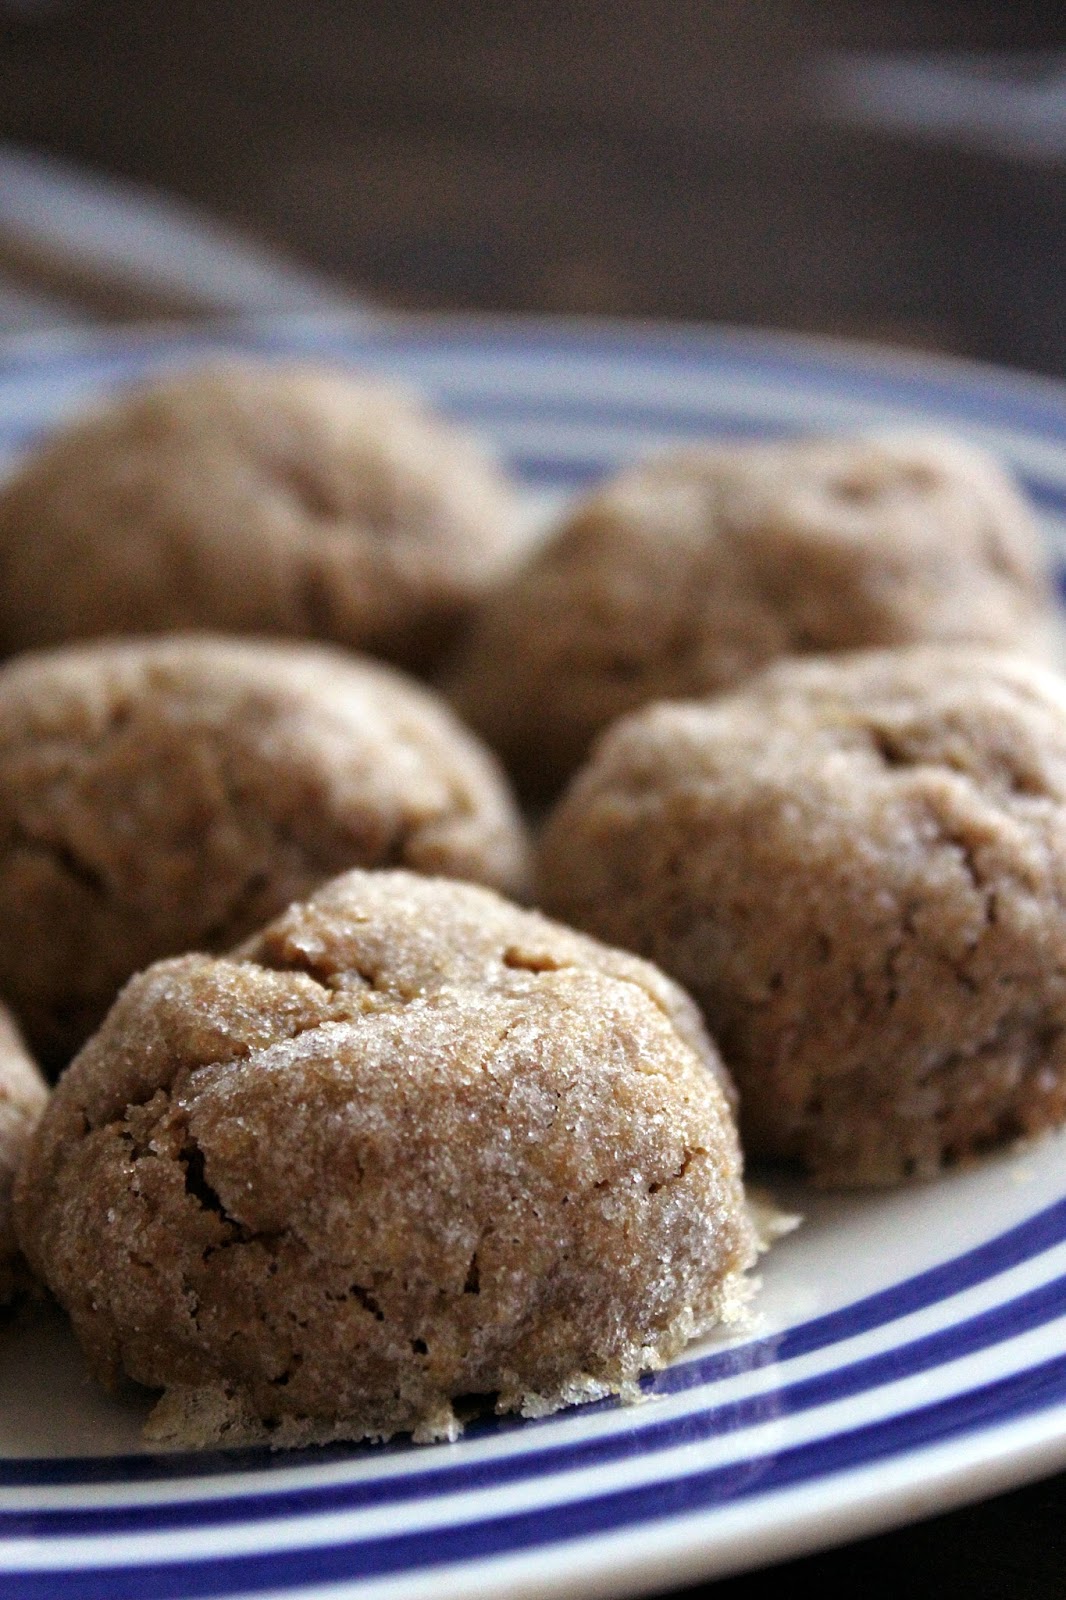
[539, 647, 1066, 1187]
[449, 434, 1058, 794]
[0, 360, 521, 672]
[15, 869, 755, 1448]
[0, 636, 529, 1071]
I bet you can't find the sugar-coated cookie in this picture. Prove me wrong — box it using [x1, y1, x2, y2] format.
[16, 870, 756, 1447]
[0, 637, 528, 1070]
[451, 434, 1057, 792]
[0, 361, 519, 671]
[540, 648, 1066, 1186]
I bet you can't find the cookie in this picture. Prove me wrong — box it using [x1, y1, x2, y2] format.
[0, 636, 528, 1071]
[15, 869, 757, 1448]
[450, 433, 1057, 792]
[539, 647, 1066, 1187]
[0, 1002, 47, 1304]
[0, 360, 520, 671]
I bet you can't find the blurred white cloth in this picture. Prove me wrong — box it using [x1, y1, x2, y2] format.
[819, 50, 1066, 164]
[0, 144, 362, 333]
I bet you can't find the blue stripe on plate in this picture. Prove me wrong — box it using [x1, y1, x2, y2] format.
[3, 1350, 1066, 1599]
[4, 385, 1060, 464]
[1, 321, 1066, 437]
[5, 318, 1064, 431]
[3, 1191, 1065, 1491]
[1, 350, 1065, 448]
[3, 1264, 1064, 1539]
[252, 324, 1066, 435]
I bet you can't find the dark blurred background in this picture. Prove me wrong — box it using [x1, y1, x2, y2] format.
[1, 1, 1065, 370]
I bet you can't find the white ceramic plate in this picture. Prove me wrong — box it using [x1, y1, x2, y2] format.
[1, 315, 1066, 1600]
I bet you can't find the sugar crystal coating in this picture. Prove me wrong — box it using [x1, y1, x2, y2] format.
[15, 870, 756, 1447]
[540, 648, 1066, 1186]
[450, 434, 1057, 792]
[0, 360, 521, 671]
[0, 637, 528, 1070]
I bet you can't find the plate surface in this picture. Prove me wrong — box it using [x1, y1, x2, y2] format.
[2, 315, 1066, 1600]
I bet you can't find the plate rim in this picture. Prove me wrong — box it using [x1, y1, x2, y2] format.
[3, 307, 1066, 412]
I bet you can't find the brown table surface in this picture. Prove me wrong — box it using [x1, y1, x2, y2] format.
[3, 3, 1066, 1595]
